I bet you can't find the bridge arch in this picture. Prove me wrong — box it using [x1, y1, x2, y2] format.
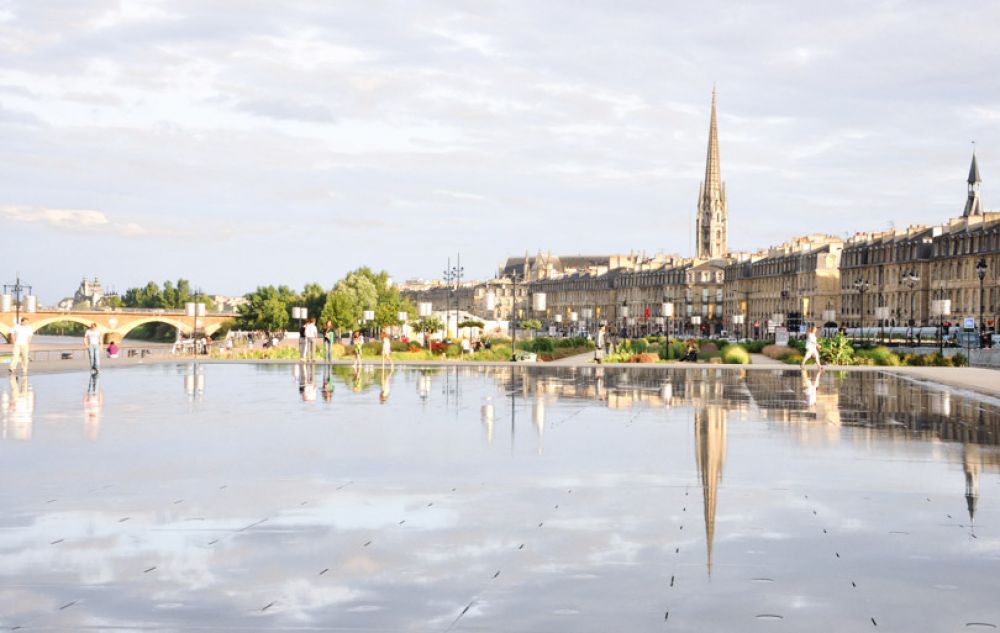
[115, 316, 191, 340]
[26, 314, 99, 334]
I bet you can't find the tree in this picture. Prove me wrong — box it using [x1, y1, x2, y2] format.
[415, 316, 444, 347]
[520, 319, 542, 339]
[320, 287, 357, 335]
[237, 286, 291, 331]
[302, 282, 327, 322]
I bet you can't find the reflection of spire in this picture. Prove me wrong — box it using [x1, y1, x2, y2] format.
[694, 405, 727, 576]
[963, 443, 980, 526]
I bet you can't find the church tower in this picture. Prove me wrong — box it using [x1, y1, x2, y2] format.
[696, 89, 727, 259]
[963, 151, 983, 217]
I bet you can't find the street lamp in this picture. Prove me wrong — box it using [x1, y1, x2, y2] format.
[619, 301, 629, 338]
[853, 277, 869, 342]
[932, 297, 951, 355]
[901, 270, 920, 342]
[662, 300, 674, 339]
[977, 258, 988, 348]
[2, 275, 36, 324]
[185, 300, 206, 358]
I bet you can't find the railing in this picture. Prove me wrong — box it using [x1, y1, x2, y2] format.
[26, 345, 175, 362]
[24, 307, 234, 316]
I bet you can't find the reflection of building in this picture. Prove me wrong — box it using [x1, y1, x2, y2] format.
[694, 405, 727, 576]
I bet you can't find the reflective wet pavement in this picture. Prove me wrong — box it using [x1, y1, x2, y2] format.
[1, 364, 998, 631]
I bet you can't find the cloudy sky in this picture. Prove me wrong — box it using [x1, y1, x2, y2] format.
[2, 0, 999, 302]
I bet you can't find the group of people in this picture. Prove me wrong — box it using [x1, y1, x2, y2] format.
[294, 319, 396, 368]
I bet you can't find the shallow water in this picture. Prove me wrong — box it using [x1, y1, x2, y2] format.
[1, 364, 998, 631]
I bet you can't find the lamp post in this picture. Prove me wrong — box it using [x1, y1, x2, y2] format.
[662, 300, 674, 340]
[185, 300, 206, 358]
[620, 301, 629, 339]
[932, 297, 951, 355]
[977, 258, 988, 348]
[853, 277, 869, 343]
[901, 270, 919, 343]
[2, 275, 36, 324]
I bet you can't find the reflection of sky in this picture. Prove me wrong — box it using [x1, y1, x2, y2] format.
[0, 365, 997, 630]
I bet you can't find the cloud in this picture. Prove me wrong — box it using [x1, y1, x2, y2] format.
[0, 206, 146, 236]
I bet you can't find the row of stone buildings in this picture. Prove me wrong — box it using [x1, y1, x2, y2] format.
[402, 91, 1000, 337]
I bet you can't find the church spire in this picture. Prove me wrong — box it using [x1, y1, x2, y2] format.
[696, 89, 728, 258]
[963, 150, 983, 217]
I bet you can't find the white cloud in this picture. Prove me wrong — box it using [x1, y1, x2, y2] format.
[0, 206, 146, 236]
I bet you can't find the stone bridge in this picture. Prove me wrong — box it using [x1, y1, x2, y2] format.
[1, 309, 234, 343]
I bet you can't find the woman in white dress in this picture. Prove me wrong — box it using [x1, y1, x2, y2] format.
[800, 325, 823, 369]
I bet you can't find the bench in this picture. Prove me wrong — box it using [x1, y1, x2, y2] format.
[61, 352, 73, 360]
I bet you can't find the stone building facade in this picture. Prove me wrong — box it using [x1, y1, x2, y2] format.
[723, 235, 842, 337]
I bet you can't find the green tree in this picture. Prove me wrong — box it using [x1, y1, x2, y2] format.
[302, 282, 327, 322]
[415, 316, 444, 347]
[237, 286, 291, 331]
[319, 287, 358, 335]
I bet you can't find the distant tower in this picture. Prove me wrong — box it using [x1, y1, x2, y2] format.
[695, 405, 727, 576]
[696, 89, 728, 258]
[963, 151, 983, 217]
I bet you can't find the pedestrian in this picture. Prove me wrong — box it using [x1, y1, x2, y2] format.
[352, 330, 363, 365]
[381, 327, 394, 368]
[303, 318, 318, 362]
[323, 320, 335, 362]
[298, 320, 308, 360]
[8, 317, 32, 375]
[800, 324, 823, 369]
[84, 322, 102, 374]
[595, 325, 606, 364]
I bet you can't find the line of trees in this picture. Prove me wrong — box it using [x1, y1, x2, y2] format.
[121, 279, 215, 311]
[236, 267, 416, 334]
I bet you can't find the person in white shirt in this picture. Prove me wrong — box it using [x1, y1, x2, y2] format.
[800, 324, 823, 369]
[83, 322, 102, 374]
[303, 318, 319, 362]
[8, 317, 32, 375]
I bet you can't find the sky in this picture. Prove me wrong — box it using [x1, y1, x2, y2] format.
[2, 0, 999, 303]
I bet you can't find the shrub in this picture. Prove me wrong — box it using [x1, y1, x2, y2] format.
[362, 341, 381, 356]
[745, 340, 767, 353]
[699, 342, 719, 355]
[722, 345, 750, 364]
[762, 344, 797, 361]
[445, 344, 462, 358]
[819, 333, 854, 366]
[953, 353, 968, 367]
[869, 346, 900, 366]
[782, 352, 804, 365]
[630, 339, 648, 354]
[330, 343, 347, 358]
[531, 337, 556, 353]
[633, 353, 660, 363]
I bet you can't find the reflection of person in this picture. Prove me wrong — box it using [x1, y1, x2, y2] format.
[8, 317, 32, 375]
[379, 366, 394, 403]
[801, 325, 822, 369]
[297, 363, 316, 401]
[3, 374, 34, 440]
[84, 323, 101, 374]
[322, 368, 334, 401]
[83, 374, 103, 441]
[802, 368, 822, 408]
[352, 365, 363, 392]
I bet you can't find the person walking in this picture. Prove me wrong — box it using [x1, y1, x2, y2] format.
[323, 320, 335, 363]
[303, 318, 318, 362]
[381, 328, 394, 368]
[352, 330, 363, 365]
[801, 324, 823, 369]
[8, 317, 32, 375]
[84, 323, 102, 374]
[595, 325, 606, 364]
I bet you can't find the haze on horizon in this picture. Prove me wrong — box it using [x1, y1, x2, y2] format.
[2, 0, 999, 302]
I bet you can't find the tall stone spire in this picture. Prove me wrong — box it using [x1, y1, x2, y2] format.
[695, 405, 727, 576]
[963, 151, 983, 217]
[697, 88, 728, 258]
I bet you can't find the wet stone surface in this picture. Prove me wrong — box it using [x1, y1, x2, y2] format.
[0, 364, 998, 631]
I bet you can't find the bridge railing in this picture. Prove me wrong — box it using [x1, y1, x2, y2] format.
[28, 308, 235, 316]
[25, 345, 176, 363]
